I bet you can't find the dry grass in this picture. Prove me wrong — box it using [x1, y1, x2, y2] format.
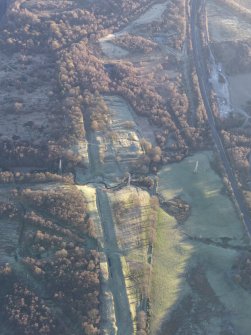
[150, 152, 251, 335]
[0, 52, 54, 143]
[109, 186, 154, 326]
[207, 0, 251, 42]
[150, 208, 193, 334]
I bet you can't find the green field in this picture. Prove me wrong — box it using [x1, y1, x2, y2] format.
[150, 151, 251, 335]
[158, 151, 246, 242]
[150, 208, 193, 334]
[108, 186, 152, 327]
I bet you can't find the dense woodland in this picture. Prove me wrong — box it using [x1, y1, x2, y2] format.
[0, 0, 211, 170]
[0, 1, 195, 334]
[0, 0, 244, 175]
[0, 185, 100, 335]
[0, 171, 74, 184]
[113, 33, 158, 54]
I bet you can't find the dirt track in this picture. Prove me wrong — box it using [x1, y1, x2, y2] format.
[96, 188, 133, 335]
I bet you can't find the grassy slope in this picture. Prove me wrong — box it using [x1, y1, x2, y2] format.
[150, 151, 251, 335]
[158, 151, 246, 242]
[77, 185, 104, 246]
[150, 208, 193, 334]
[108, 186, 152, 330]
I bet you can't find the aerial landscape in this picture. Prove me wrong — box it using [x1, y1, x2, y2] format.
[0, 0, 251, 334]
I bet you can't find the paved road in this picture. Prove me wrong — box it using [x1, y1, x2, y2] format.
[190, 0, 251, 236]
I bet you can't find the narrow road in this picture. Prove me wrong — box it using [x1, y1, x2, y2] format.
[96, 188, 133, 335]
[190, 0, 251, 236]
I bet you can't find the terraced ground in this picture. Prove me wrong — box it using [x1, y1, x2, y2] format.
[94, 96, 145, 180]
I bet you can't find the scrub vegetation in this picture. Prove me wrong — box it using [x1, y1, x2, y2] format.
[1, 0, 251, 335]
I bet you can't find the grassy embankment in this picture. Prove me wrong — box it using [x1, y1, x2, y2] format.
[108, 186, 154, 331]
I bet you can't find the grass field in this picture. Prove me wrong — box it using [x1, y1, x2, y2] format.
[150, 151, 251, 335]
[158, 151, 246, 242]
[150, 208, 193, 334]
[239, 0, 251, 9]
[207, 0, 251, 42]
[77, 185, 104, 247]
[108, 186, 153, 329]
[229, 72, 251, 112]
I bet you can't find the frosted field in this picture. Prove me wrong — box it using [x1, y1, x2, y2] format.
[150, 151, 251, 335]
[207, 0, 251, 42]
